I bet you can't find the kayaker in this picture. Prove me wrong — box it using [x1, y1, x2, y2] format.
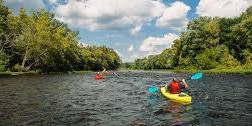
[95, 72, 104, 79]
[166, 78, 188, 94]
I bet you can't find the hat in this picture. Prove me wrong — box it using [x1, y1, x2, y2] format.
[172, 78, 177, 82]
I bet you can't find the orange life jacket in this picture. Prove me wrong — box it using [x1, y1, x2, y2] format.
[169, 82, 181, 94]
[95, 74, 104, 79]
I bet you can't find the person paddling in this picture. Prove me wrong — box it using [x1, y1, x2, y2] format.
[95, 72, 104, 79]
[166, 78, 188, 94]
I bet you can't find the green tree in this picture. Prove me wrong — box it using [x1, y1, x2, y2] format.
[80, 46, 121, 71]
[230, 8, 252, 63]
[0, 0, 12, 55]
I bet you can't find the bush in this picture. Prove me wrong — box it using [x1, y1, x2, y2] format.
[195, 46, 240, 70]
[217, 46, 240, 67]
[0, 65, 5, 72]
[11, 64, 27, 72]
[195, 48, 218, 70]
[0, 51, 9, 72]
[242, 49, 252, 64]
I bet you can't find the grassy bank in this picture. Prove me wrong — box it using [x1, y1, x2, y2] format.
[0, 71, 38, 76]
[169, 65, 252, 74]
[72, 71, 94, 74]
[120, 64, 252, 74]
[0, 70, 94, 76]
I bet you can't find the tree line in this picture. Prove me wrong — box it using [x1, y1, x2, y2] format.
[134, 6, 252, 70]
[0, 1, 121, 72]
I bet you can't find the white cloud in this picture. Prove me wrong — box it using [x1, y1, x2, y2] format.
[55, 0, 165, 33]
[79, 42, 89, 47]
[122, 52, 145, 62]
[127, 44, 134, 52]
[48, 0, 57, 4]
[130, 25, 142, 36]
[127, 53, 142, 62]
[156, 1, 190, 31]
[4, 0, 45, 11]
[139, 33, 179, 55]
[197, 0, 252, 18]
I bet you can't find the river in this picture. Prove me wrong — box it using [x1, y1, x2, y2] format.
[0, 71, 252, 125]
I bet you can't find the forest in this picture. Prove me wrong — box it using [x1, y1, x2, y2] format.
[0, 1, 121, 72]
[133, 6, 252, 72]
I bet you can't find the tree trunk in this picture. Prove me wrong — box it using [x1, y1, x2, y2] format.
[21, 47, 29, 70]
[26, 59, 39, 70]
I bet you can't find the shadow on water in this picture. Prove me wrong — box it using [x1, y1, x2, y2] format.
[0, 71, 252, 125]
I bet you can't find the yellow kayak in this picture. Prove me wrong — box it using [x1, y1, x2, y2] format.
[160, 86, 192, 104]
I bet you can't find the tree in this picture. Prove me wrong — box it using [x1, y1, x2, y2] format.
[80, 46, 121, 71]
[0, 0, 11, 54]
[179, 45, 239, 70]
[230, 9, 252, 63]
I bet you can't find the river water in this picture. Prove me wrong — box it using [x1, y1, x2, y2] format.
[0, 71, 252, 126]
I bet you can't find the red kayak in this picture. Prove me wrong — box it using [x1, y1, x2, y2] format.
[95, 74, 104, 79]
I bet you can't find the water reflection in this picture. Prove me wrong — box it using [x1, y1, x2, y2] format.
[147, 95, 159, 106]
[165, 101, 192, 125]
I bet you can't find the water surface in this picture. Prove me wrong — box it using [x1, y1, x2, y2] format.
[0, 71, 252, 125]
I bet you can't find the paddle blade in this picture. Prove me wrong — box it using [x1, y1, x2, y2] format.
[102, 69, 106, 72]
[148, 86, 159, 93]
[191, 73, 203, 80]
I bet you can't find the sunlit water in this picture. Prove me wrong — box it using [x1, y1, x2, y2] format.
[0, 71, 252, 126]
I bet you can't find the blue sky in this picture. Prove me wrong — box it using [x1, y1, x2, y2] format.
[4, 0, 252, 62]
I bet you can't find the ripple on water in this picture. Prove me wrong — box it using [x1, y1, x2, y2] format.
[0, 72, 252, 125]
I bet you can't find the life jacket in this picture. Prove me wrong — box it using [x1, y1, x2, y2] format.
[169, 82, 181, 94]
[95, 74, 104, 79]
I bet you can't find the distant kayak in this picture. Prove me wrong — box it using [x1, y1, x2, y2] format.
[160, 86, 191, 104]
[95, 74, 104, 79]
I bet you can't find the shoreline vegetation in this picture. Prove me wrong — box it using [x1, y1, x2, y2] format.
[1, 66, 252, 77]
[169, 66, 252, 74]
[0, 71, 38, 76]
[0, 71, 94, 76]
[121, 65, 252, 74]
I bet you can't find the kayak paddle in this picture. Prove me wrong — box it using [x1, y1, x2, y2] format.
[148, 86, 159, 93]
[147, 72, 203, 93]
[191, 72, 203, 80]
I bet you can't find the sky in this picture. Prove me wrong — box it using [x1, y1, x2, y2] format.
[4, 0, 252, 62]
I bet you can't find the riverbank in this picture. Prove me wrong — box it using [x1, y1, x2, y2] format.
[169, 65, 252, 74]
[72, 71, 94, 74]
[120, 65, 252, 74]
[0, 71, 39, 76]
[0, 71, 94, 76]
